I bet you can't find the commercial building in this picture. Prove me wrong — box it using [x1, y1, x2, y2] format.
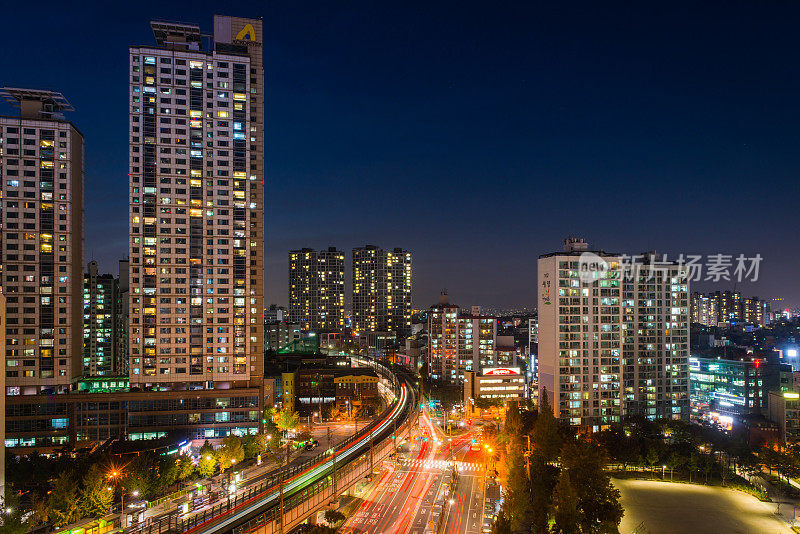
[427, 294, 498, 385]
[622, 255, 690, 420]
[0, 88, 84, 394]
[83, 261, 122, 376]
[689, 355, 785, 421]
[288, 247, 345, 331]
[4, 385, 261, 450]
[464, 367, 525, 410]
[537, 238, 623, 429]
[352, 245, 412, 337]
[768, 390, 800, 443]
[277, 366, 380, 417]
[127, 17, 264, 391]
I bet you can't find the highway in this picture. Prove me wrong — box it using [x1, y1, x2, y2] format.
[340, 410, 488, 534]
[179, 371, 416, 534]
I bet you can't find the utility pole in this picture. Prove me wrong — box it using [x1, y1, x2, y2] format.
[329, 426, 337, 499]
[279, 439, 289, 534]
[524, 435, 532, 480]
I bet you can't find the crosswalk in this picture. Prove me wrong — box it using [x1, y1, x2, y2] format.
[398, 458, 485, 472]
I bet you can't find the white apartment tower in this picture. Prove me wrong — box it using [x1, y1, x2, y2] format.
[128, 17, 264, 388]
[0, 88, 84, 394]
[288, 247, 345, 332]
[538, 238, 622, 430]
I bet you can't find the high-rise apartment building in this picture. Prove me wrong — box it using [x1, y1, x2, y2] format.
[116, 258, 129, 374]
[538, 238, 690, 429]
[691, 292, 717, 327]
[538, 238, 622, 429]
[288, 247, 345, 332]
[128, 17, 264, 389]
[0, 88, 84, 394]
[83, 261, 120, 376]
[0, 288, 5, 501]
[622, 256, 690, 420]
[743, 296, 766, 327]
[352, 245, 412, 337]
[427, 294, 498, 384]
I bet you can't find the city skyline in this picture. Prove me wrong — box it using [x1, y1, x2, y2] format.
[1, 1, 798, 310]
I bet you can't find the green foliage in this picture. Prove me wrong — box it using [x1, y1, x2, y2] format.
[0, 491, 30, 534]
[175, 455, 196, 481]
[216, 434, 245, 470]
[243, 433, 268, 458]
[560, 439, 623, 533]
[198, 440, 217, 478]
[42, 471, 82, 527]
[277, 408, 300, 433]
[491, 510, 513, 534]
[550, 469, 581, 534]
[323, 509, 346, 525]
[78, 466, 114, 519]
[532, 388, 561, 463]
[503, 434, 531, 531]
[475, 397, 506, 410]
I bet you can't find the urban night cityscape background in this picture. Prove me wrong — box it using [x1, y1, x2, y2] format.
[0, 2, 800, 534]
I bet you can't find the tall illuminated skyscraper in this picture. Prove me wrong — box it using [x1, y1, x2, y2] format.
[0, 88, 84, 394]
[288, 247, 345, 332]
[352, 245, 412, 337]
[83, 261, 119, 376]
[128, 16, 264, 389]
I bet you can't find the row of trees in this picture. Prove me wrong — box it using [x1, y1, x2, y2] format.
[8, 406, 304, 530]
[493, 391, 623, 534]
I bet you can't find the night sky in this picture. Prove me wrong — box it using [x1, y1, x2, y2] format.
[1, 1, 798, 310]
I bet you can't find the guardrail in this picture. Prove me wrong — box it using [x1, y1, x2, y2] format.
[128, 355, 415, 534]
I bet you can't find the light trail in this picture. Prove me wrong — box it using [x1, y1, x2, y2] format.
[185, 383, 411, 534]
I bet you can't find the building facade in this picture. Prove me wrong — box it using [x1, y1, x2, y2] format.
[622, 256, 690, 420]
[0, 88, 84, 395]
[127, 17, 264, 391]
[427, 294, 498, 385]
[691, 292, 718, 327]
[83, 261, 120, 376]
[537, 238, 623, 429]
[352, 245, 412, 337]
[288, 247, 345, 332]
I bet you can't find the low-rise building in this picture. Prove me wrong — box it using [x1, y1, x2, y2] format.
[769, 390, 800, 443]
[464, 367, 525, 412]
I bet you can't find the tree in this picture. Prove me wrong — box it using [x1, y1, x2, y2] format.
[529, 452, 556, 534]
[532, 388, 561, 463]
[243, 433, 268, 458]
[198, 440, 217, 478]
[42, 471, 82, 527]
[646, 447, 660, 475]
[217, 434, 245, 469]
[688, 452, 701, 483]
[79, 465, 114, 519]
[490, 510, 513, 534]
[560, 439, 623, 533]
[550, 469, 581, 534]
[323, 509, 345, 525]
[505, 400, 522, 437]
[176, 455, 196, 481]
[1, 491, 31, 534]
[277, 408, 300, 436]
[503, 434, 531, 531]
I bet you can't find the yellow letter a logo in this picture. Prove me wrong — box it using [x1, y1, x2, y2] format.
[236, 24, 256, 41]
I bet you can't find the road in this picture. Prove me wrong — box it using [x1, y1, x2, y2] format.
[340, 410, 487, 534]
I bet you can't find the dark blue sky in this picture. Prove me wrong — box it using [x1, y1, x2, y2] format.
[1, 1, 798, 309]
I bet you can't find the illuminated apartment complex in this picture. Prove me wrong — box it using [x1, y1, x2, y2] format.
[427, 294, 498, 384]
[352, 245, 412, 337]
[128, 17, 264, 389]
[622, 257, 690, 420]
[288, 247, 345, 331]
[83, 261, 121, 376]
[691, 292, 717, 327]
[0, 88, 84, 394]
[538, 238, 691, 429]
[691, 290, 768, 328]
[538, 238, 623, 429]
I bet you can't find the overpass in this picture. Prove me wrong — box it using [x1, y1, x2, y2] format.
[132, 359, 418, 534]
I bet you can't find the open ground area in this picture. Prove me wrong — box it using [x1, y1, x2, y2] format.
[614, 478, 792, 534]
